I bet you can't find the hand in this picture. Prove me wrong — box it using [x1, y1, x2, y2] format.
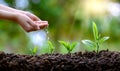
[14, 11, 48, 32]
[22, 11, 41, 21]
[0, 4, 48, 32]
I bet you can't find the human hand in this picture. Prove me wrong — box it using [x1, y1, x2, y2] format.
[0, 4, 48, 32]
[14, 11, 48, 32]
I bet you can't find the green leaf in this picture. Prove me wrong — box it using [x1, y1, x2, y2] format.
[48, 41, 54, 50]
[48, 41, 54, 53]
[82, 40, 96, 47]
[93, 22, 99, 40]
[59, 41, 68, 48]
[33, 47, 38, 54]
[67, 42, 71, 50]
[99, 37, 110, 44]
[59, 41, 72, 53]
[70, 42, 77, 51]
[30, 46, 38, 55]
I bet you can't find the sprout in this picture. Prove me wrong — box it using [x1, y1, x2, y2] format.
[30, 46, 38, 55]
[48, 41, 55, 54]
[59, 41, 77, 53]
[82, 22, 109, 53]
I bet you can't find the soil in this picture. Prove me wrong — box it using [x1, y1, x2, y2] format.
[0, 50, 120, 71]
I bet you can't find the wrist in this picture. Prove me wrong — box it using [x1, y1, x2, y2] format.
[11, 12, 20, 22]
[15, 9, 26, 14]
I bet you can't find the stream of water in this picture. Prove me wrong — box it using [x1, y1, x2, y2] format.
[27, 28, 49, 53]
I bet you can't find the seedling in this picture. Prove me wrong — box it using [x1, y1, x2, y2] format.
[48, 41, 55, 54]
[59, 41, 77, 53]
[30, 46, 38, 55]
[82, 22, 109, 53]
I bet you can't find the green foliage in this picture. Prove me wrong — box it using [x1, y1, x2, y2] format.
[82, 22, 109, 53]
[30, 46, 38, 55]
[82, 40, 96, 48]
[48, 41, 55, 54]
[59, 41, 77, 53]
[93, 22, 99, 41]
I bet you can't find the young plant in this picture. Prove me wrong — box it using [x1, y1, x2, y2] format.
[82, 22, 109, 53]
[59, 41, 77, 53]
[48, 41, 55, 54]
[30, 46, 38, 55]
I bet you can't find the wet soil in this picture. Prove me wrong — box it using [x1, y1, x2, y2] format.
[0, 50, 120, 71]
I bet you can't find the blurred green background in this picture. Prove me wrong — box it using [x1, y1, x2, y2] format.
[0, 0, 120, 54]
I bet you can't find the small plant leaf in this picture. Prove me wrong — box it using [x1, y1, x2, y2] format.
[59, 41, 68, 48]
[99, 37, 109, 44]
[82, 40, 96, 48]
[48, 41, 54, 53]
[93, 22, 99, 40]
[59, 41, 72, 53]
[33, 47, 38, 53]
[30, 46, 38, 55]
[59, 41, 78, 53]
[70, 42, 77, 51]
[48, 41, 54, 50]
[67, 42, 70, 50]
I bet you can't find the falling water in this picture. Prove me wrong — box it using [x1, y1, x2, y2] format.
[27, 28, 49, 54]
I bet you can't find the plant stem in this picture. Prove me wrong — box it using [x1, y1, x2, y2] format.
[96, 42, 99, 54]
[50, 51, 53, 54]
[68, 51, 71, 54]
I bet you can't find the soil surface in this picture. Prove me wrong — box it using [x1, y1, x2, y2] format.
[0, 50, 120, 71]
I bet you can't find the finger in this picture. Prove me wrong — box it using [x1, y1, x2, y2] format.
[26, 12, 41, 21]
[37, 21, 48, 24]
[34, 21, 40, 29]
[36, 21, 48, 27]
[23, 23, 33, 32]
[37, 21, 48, 29]
[26, 18, 40, 31]
[38, 23, 48, 29]
[28, 21, 40, 30]
[26, 27, 33, 32]
[24, 23, 34, 32]
[18, 20, 33, 32]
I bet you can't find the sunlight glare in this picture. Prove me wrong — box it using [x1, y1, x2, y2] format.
[83, 0, 108, 16]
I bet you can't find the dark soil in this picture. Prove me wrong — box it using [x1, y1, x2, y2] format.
[0, 50, 120, 71]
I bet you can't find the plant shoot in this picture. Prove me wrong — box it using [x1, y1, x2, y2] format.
[59, 41, 77, 53]
[30, 46, 38, 55]
[48, 41, 55, 54]
[82, 22, 109, 53]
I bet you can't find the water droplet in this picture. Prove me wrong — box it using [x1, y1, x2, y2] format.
[27, 30, 47, 47]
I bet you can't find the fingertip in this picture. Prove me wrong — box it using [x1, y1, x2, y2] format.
[38, 24, 48, 29]
[37, 21, 48, 24]
[33, 20, 48, 30]
[37, 24, 40, 30]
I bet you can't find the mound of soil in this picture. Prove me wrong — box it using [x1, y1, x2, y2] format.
[0, 50, 120, 71]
